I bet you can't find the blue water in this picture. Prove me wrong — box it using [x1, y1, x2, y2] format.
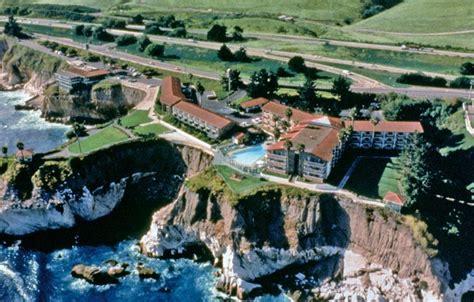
[230, 144, 266, 166]
[0, 92, 289, 301]
[0, 91, 70, 154]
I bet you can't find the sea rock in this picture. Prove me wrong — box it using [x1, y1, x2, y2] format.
[136, 263, 160, 280]
[107, 264, 130, 278]
[71, 264, 119, 285]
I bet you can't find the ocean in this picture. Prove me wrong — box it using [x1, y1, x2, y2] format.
[0, 91, 288, 302]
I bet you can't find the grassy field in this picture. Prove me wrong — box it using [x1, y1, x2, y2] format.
[119, 110, 151, 128]
[68, 126, 130, 154]
[215, 165, 268, 194]
[345, 157, 401, 199]
[117, 43, 311, 85]
[351, 0, 474, 33]
[244, 39, 469, 75]
[133, 123, 170, 136]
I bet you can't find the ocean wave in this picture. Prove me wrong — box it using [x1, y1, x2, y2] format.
[0, 262, 34, 302]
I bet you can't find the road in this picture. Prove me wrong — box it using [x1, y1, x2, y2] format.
[9, 17, 472, 82]
[20, 34, 473, 99]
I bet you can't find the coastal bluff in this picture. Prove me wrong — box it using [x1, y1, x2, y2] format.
[0, 139, 211, 236]
[140, 170, 451, 300]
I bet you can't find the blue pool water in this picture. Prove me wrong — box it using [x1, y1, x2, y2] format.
[230, 144, 266, 166]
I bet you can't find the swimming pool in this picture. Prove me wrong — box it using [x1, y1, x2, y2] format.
[229, 144, 266, 166]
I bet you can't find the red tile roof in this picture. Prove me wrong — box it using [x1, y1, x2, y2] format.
[350, 120, 424, 133]
[240, 97, 269, 109]
[173, 101, 233, 129]
[15, 149, 34, 158]
[234, 132, 245, 139]
[66, 67, 109, 78]
[160, 76, 187, 107]
[266, 123, 341, 162]
[384, 191, 407, 206]
[262, 101, 316, 124]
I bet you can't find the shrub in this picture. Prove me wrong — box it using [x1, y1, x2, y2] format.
[460, 62, 474, 75]
[449, 76, 472, 89]
[115, 34, 137, 46]
[137, 35, 152, 52]
[144, 43, 165, 58]
[288, 56, 306, 73]
[396, 73, 447, 88]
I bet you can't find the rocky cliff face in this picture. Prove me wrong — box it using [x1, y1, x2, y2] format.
[0, 140, 212, 236]
[1, 41, 65, 94]
[141, 183, 448, 300]
[41, 82, 146, 123]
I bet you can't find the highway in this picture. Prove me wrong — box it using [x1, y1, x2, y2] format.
[21, 34, 473, 100]
[8, 16, 473, 82]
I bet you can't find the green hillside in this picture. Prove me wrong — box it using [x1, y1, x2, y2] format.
[351, 0, 474, 33]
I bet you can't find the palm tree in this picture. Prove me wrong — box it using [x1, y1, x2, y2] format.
[196, 81, 205, 105]
[285, 108, 293, 122]
[1, 145, 7, 161]
[370, 116, 380, 144]
[72, 122, 85, 154]
[16, 141, 24, 160]
[297, 143, 305, 154]
[348, 107, 357, 127]
[284, 139, 293, 173]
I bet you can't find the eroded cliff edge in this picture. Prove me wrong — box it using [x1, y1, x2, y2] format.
[140, 168, 449, 301]
[0, 139, 212, 235]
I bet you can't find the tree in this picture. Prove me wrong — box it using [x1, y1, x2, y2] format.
[460, 62, 474, 75]
[115, 34, 137, 46]
[196, 81, 205, 105]
[232, 26, 244, 41]
[145, 43, 165, 58]
[93, 26, 114, 42]
[285, 108, 293, 121]
[273, 128, 281, 140]
[284, 139, 293, 172]
[73, 24, 85, 36]
[2, 145, 8, 160]
[207, 24, 227, 42]
[246, 69, 279, 98]
[131, 14, 144, 25]
[217, 44, 235, 61]
[144, 22, 163, 35]
[332, 76, 351, 101]
[297, 144, 305, 153]
[4, 15, 22, 37]
[234, 47, 251, 62]
[450, 76, 472, 89]
[102, 19, 126, 29]
[221, 69, 243, 92]
[298, 77, 319, 111]
[399, 133, 435, 209]
[168, 27, 187, 38]
[72, 122, 86, 154]
[137, 35, 151, 52]
[288, 56, 306, 73]
[83, 26, 93, 37]
[16, 141, 24, 160]
[370, 116, 380, 142]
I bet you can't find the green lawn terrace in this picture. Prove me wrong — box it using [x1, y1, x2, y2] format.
[133, 124, 171, 136]
[344, 157, 402, 200]
[68, 125, 131, 154]
[119, 110, 151, 128]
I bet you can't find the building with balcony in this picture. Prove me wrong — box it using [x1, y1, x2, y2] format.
[348, 120, 424, 150]
[55, 66, 109, 92]
[172, 101, 234, 139]
[159, 76, 188, 112]
[266, 117, 345, 181]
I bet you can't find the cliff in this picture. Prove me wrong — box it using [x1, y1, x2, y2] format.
[0, 140, 212, 236]
[41, 81, 146, 123]
[1, 39, 66, 95]
[140, 169, 448, 300]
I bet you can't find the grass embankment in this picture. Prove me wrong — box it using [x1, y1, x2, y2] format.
[133, 124, 170, 136]
[344, 157, 402, 199]
[214, 165, 267, 194]
[119, 110, 151, 128]
[68, 126, 130, 154]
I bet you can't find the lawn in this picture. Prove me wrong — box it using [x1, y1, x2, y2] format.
[68, 126, 130, 154]
[440, 109, 474, 154]
[344, 157, 401, 199]
[117, 42, 309, 85]
[214, 165, 268, 194]
[119, 110, 151, 128]
[133, 123, 170, 136]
